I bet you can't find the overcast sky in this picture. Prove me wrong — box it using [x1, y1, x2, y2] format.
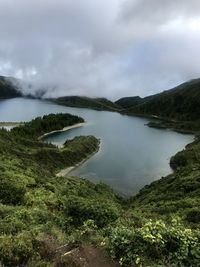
[0, 0, 200, 99]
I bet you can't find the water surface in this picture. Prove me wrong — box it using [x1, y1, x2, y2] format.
[0, 97, 194, 196]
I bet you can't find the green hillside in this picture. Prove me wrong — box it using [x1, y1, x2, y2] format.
[115, 96, 143, 108]
[1, 112, 200, 267]
[0, 114, 110, 267]
[0, 76, 22, 99]
[118, 79, 200, 123]
[1, 79, 200, 266]
[55, 96, 121, 111]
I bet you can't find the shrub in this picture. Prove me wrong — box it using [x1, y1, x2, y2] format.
[0, 173, 26, 205]
[186, 208, 200, 223]
[65, 196, 119, 228]
[107, 218, 200, 266]
[0, 232, 34, 266]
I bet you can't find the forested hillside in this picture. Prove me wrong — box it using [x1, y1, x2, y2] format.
[55, 96, 121, 111]
[0, 76, 22, 98]
[115, 96, 143, 108]
[116, 78, 200, 122]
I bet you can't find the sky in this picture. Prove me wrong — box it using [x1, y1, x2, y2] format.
[0, 0, 200, 99]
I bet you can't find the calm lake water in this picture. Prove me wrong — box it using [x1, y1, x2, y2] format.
[0, 97, 194, 196]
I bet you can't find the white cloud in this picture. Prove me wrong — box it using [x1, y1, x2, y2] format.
[0, 0, 200, 99]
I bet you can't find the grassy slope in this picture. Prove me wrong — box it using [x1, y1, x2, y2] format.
[111, 79, 200, 266]
[113, 79, 200, 223]
[1, 79, 200, 266]
[1, 113, 200, 266]
[129, 132, 200, 220]
[0, 114, 123, 266]
[55, 96, 121, 111]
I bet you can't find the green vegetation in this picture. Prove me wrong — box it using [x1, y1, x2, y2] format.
[106, 130, 200, 265]
[0, 76, 22, 99]
[12, 113, 84, 139]
[1, 112, 200, 266]
[112, 80, 200, 265]
[53, 78, 200, 266]
[0, 114, 115, 266]
[55, 95, 121, 111]
[128, 78, 200, 121]
[108, 218, 200, 266]
[115, 96, 143, 108]
[116, 78, 200, 132]
[54, 78, 200, 132]
[146, 120, 199, 133]
[127, 135, 200, 219]
[2, 77, 200, 266]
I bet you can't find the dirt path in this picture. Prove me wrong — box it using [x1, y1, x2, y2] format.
[56, 245, 120, 267]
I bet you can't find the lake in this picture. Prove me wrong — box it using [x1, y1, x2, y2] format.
[0, 97, 194, 197]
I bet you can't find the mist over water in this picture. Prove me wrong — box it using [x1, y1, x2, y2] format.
[0, 98, 194, 196]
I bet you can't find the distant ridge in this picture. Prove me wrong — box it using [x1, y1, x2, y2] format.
[55, 95, 121, 111]
[115, 96, 142, 108]
[115, 78, 200, 121]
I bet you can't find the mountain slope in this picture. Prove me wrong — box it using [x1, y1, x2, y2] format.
[0, 76, 22, 99]
[115, 96, 143, 108]
[55, 96, 121, 111]
[118, 78, 200, 121]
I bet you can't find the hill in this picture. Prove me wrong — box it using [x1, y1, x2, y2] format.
[55, 96, 121, 111]
[0, 76, 22, 98]
[115, 96, 143, 108]
[116, 78, 200, 123]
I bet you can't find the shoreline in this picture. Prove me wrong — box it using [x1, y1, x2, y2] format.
[38, 120, 100, 178]
[0, 121, 24, 127]
[56, 145, 100, 177]
[38, 122, 86, 140]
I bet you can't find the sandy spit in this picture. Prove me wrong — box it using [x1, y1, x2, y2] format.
[38, 122, 86, 140]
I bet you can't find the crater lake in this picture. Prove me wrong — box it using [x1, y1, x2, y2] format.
[0, 97, 194, 196]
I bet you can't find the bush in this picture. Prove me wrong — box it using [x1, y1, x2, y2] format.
[65, 196, 119, 228]
[0, 173, 26, 205]
[0, 232, 34, 266]
[107, 218, 200, 266]
[186, 208, 200, 223]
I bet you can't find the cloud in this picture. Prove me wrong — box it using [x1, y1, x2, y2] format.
[120, 0, 200, 25]
[0, 0, 200, 99]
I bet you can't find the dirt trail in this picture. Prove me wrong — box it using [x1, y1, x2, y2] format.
[55, 245, 120, 267]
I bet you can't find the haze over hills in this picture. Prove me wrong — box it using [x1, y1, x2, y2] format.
[55, 78, 200, 127]
[1, 74, 200, 124]
[0, 76, 22, 99]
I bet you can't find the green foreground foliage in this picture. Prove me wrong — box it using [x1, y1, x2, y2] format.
[108, 218, 200, 266]
[0, 113, 200, 266]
